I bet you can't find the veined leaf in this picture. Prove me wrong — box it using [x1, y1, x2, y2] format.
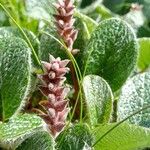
[118, 72, 150, 127]
[0, 27, 39, 51]
[83, 75, 113, 126]
[56, 124, 93, 150]
[74, 11, 98, 34]
[16, 131, 55, 150]
[39, 28, 67, 61]
[93, 123, 150, 150]
[82, 18, 138, 91]
[0, 114, 44, 149]
[25, 0, 55, 20]
[0, 26, 39, 66]
[0, 37, 31, 120]
[74, 12, 98, 68]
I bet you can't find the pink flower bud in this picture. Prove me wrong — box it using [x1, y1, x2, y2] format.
[59, 60, 70, 67]
[48, 94, 56, 104]
[48, 108, 56, 118]
[72, 49, 80, 55]
[57, 108, 70, 122]
[42, 61, 52, 71]
[70, 30, 78, 42]
[58, 0, 65, 7]
[53, 122, 65, 132]
[49, 71, 56, 79]
[52, 63, 60, 71]
[54, 100, 68, 111]
[58, 7, 66, 16]
[48, 83, 55, 90]
[65, 0, 72, 7]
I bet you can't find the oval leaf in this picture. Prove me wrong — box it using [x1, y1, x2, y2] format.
[93, 123, 150, 150]
[0, 114, 44, 149]
[118, 72, 150, 127]
[16, 131, 55, 150]
[0, 37, 31, 120]
[0, 26, 39, 66]
[25, 0, 55, 20]
[39, 27, 67, 61]
[56, 124, 93, 150]
[0, 27, 39, 51]
[83, 75, 113, 126]
[82, 18, 138, 91]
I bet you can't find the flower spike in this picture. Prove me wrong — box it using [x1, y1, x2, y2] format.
[38, 55, 70, 137]
[54, 0, 79, 54]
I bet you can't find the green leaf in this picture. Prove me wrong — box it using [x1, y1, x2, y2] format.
[83, 75, 113, 125]
[0, 37, 31, 120]
[74, 11, 98, 35]
[0, 9, 9, 27]
[95, 5, 113, 20]
[93, 123, 150, 150]
[0, 114, 44, 149]
[137, 38, 150, 71]
[16, 131, 55, 150]
[74, 17, 92, 68]
[0, 27, 39, 50]
[118, 72, 150, 127]
[56, 124, 93, 150]
[0, 26, 39, 66]
[74, 17, 89, 51]
[82, 18, 138, 91]
[39, 28, 67, 62]
[25, 0, 55, 20]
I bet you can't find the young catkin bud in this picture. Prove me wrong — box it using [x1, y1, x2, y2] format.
[53, 0, 79, 55]
[38, 54, 70, 137]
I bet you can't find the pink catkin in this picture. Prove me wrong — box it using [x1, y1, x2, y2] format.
[53, 0, 79, 55]
[38, 55, 70, 137]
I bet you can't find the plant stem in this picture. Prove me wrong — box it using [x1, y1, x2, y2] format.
[69, 62, 79, 96]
